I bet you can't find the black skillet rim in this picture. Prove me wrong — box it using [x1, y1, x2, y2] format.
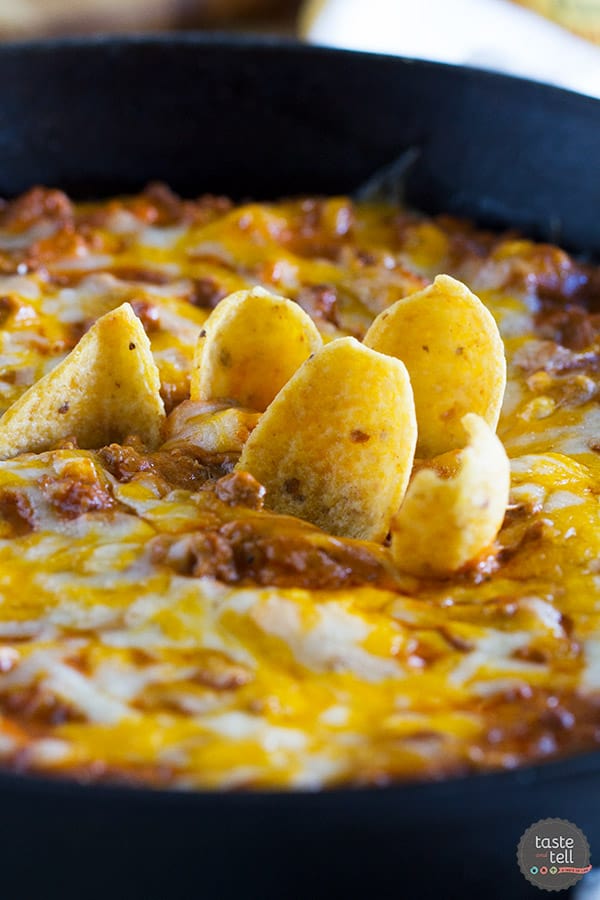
[0, 30, 594, 107]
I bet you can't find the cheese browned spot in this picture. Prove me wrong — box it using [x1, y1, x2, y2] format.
[0, 186, 598, 789]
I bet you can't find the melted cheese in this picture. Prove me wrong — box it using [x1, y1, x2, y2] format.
[0, 188, 598, 788]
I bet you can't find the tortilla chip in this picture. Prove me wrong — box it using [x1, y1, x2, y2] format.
[190, 287, 322, 411]
[390, 413, 510, 577]
[0, 303, 165, 459]
[162, 399, 261, 456]
[237, 336, 417, 541]
[364, 274, 506, 456]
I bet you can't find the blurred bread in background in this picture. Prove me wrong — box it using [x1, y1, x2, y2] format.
[514, 0, 600, 43]
[0, 0, 299, 38]
[302, 0, 600, 98]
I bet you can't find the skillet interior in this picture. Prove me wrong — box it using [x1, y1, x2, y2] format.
[0, 35, 599, 899]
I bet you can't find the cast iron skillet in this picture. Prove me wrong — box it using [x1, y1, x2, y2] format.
[0, 35, 600, 900]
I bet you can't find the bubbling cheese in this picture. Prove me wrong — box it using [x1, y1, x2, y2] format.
[0, 185, 598, 789]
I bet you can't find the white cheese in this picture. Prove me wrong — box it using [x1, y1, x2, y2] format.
[252, 595, 400, 682]
[544, 490, 586, 512]
[202, 711, 307, 751]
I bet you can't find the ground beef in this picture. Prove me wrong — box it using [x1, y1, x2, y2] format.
[151, 516, 398, 590]
[0, 186, 74, 231]
[513, 339, 599, 374]
[0, 489, 35, 535]
[38, 460, 115, 519]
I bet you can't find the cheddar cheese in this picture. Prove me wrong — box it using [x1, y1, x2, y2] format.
[0, 184, 598, 788]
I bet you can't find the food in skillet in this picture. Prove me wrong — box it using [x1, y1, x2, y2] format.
[0, 183, 599, 789]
